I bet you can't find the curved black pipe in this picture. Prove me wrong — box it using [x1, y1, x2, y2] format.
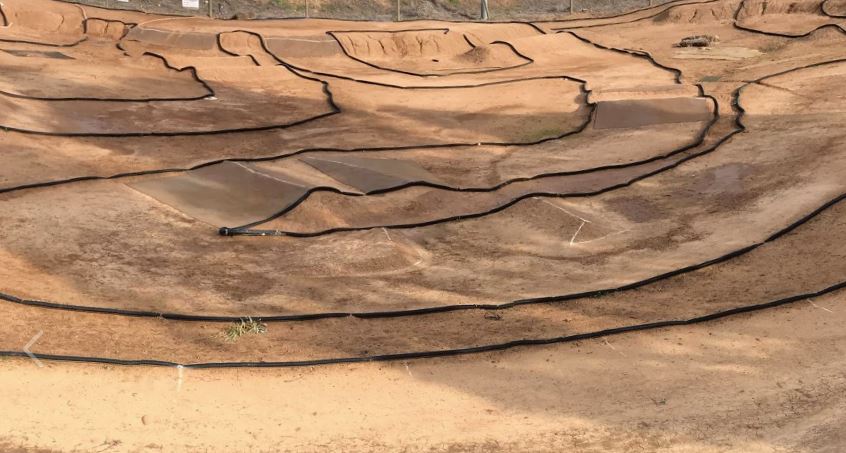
[2, 280, 843, 368]
[0, 27, 688, 203]
[5, 55, 846, 323]
[562, 30, 683, 83]
[218, 32, 703, 236]
[0, 1, 842, 370]
[222, 93, 717, 236]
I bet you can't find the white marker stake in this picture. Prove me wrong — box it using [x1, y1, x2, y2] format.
[182, 0, 200, 9]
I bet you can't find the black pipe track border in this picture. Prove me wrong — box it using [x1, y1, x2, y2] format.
[222, 114, 720, 237]
[5, 18, 843, 321]
[561, 30, 683, 83]
[0, 22, 713, 256]
[2, 22, 718, 242]
[0, 75, 602, 194]
[0, 26, 692, 202]
[0, 27, 648, 197]
[218, 30, 700, 235]
[222, 91, 719, 235]
[2, 280, 844, 369]
[1, 22, 705, 234]
[0, 0, 843, 369]
[4, 55, 845, 323]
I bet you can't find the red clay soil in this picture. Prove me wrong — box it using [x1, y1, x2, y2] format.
[1, 0, 846, 450]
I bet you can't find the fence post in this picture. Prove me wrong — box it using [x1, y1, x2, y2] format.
[397, 0, 401, 21]
[208, 0, 213, 18]
[481, 0, 489, 20]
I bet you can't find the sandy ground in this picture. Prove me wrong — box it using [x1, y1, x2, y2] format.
[1, 0, 845, 450]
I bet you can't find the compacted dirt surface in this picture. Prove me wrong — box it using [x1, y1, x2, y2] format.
[1, 0, 845, 450]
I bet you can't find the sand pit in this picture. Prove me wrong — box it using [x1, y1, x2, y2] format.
[2, 0, 846, 450]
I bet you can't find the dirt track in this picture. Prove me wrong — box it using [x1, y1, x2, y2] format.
[1, 0, 845, 450]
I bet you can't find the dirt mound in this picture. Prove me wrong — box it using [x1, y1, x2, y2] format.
[84, 18, 131, 40]
[330, 29, 532, 75]
[218, 30, 280, 65]
[736, 0, 845, 35]
[0, 0, 84, 45]
[741, 0, 824, 16]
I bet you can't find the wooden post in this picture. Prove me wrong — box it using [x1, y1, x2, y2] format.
[397, 0, 401, 21]
[569, 0, 574, 14]
[305, 0, 309, 18]
[208, 0, 213, 18]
